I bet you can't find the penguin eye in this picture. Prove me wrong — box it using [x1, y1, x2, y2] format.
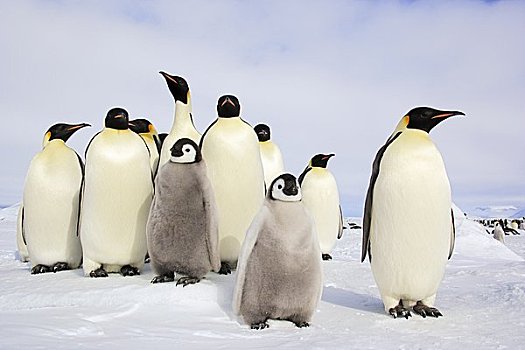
[278, 185, 283, 190]
[184, 147, 190, 153]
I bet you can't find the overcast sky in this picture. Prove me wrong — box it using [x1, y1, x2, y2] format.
[1, 0, 524, 216]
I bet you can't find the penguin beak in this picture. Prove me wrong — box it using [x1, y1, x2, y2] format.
[431, 111, 465, 119]
[322, 153, 335, 161]
[67, 123, 91, 131]
[221, 97, 236, 107]
[159, 71, 177, 84]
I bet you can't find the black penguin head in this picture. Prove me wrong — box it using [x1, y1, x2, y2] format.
[269, 173, 302, 202]
[254, 124, 271, 142]
[217, 95, 240, 118]
[105, 107, 129, 130]
[45, 122, 91, 143]
[129, 118, 154, 134]
[170, 138, 202, 164]
[159, 71, 189, 104]
[310, 153, 335, 168]
[405, 107, 465, 133]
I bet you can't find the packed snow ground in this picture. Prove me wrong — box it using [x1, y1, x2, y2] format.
[1, 205, 524, 349]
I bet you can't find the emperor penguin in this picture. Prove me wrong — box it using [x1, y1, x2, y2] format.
[493, 222, 505, 243]
[22, 122, 90, 274]
[233, 173, 322, 329]
[254, 123, 285, 188]
[147, 138, 220, 286]
[80, 108, 154, 277]
[16, 203, 29, 262]
[158, 72, 201, 167]
[510, 221, 519, 230]
[129, 118, 161, 176]
[361, 107, 464, 318]
[200, 95, 265, 274]
[299, 153, 344, 261]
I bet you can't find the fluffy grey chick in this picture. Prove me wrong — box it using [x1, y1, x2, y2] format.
[146, 138, 220, 286]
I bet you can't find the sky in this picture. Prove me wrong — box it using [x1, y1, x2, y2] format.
[1, 0, 524, 216]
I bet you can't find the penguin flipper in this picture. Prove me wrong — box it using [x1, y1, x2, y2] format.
[153, 134, 162, 153]
[20, 205, 27, 245]
[232, 204, 270, 315]
[361, 131, 403, 263]
[448, 209, 456, 260]
[297, 165, 311, 186]
[337, 205, 344, 239]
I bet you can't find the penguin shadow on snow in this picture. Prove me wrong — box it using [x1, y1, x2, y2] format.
[213, 272, 238, 321]
[321, 286, 385, 316]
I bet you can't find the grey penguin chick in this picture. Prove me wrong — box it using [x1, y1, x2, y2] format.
[146, 138, 220, 286]
[233, 173, 322, 329]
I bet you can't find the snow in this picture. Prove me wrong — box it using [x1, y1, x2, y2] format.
[1, 204, 525, 349]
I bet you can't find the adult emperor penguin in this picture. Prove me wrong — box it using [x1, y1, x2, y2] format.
[22, 122, 90, 274]
[200, 95, 265, 274]
[158, 72, 201, 167]
[493, 222, 505, 243]
[299, 153, 344, 261]
[254, 123, 285, 188]
[233, 173, 322, 329]
[361, 107, 464, 318]
[147, 138, 220, 286]
[129, 118, 161, 176]
[80, 108, 153, 277]
[16, 203, 29, 262]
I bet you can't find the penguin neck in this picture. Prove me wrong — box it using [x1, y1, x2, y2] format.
[43, 138, 67, 149]
[170, 100, 194, 133]
[217, 116, 241, 123]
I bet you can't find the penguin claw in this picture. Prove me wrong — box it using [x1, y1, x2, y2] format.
[31, 264, 52, 274]
[90, 268, 108, 278]
[176, 276, 200, 287]
[294, 321, 310, 328]
[388, 303, 412, 319]
[120, 265, 140, 276]
[413, 301, 443, 318]
[250, 322, 269, 330]
[52, 262, 70, 273]
[218, 262, 232, 275]
[151, 273, 175, 284]
[322, 253, 332, 261]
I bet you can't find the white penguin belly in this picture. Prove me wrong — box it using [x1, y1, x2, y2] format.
[81, 131, 152, 268]
[23, 143, 82, 267]
[259, 142, 285, 186]
[301, 170, 340, 254]
[202, 119, 265, 263]
[370, 131, 451, 303]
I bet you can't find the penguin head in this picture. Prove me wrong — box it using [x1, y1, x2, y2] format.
[129, 118, 157, 135]
[254, 124, 271, 142]
[105, 107, 129, 130]
[405, 107, 465, 133]
[170, 138, 202, 164]
[217, 95, 240, 118]
[310, 153, 335, 168]
[269, 173, 302, 202]
[43, 122, 91, 145]
[159, 71, 190, 104]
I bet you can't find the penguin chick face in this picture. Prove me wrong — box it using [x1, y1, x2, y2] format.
[254, 124, 271, 142]
[170, 138, 202, 164]
[269, 173, 302, 202]
[310, 153, 335, 168]
[129, 118, 153, 134]
[44, 123, 91, 144]
[159, 71, 189, 104]
[105, 107, 129, 130]
[217, 95, 240, 118]
[405, 107, 465, 133]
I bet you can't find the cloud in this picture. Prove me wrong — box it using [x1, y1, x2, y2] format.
[1, 0, 524, 215]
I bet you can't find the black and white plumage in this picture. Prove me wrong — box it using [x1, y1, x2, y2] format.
[146, 138, 220, 286]
[233, 173, 322, 329]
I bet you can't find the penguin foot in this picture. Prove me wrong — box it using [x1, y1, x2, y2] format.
[322, 253, 332, 261]
[413, 301, 443, 318]
[218, 262, 232, 275]
[52, 262, 70, 273]
[90, 268, 108, 278]
[120, 265, 140, 276]
[294, 321, 310, 328]
[31, 264, 52, 274]
[250, 322, 269, 330]
[151, 272, 175, 284]
[176, 276, 201, 287]
[388, 302, 412, 319]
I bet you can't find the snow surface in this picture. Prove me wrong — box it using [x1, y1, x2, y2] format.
[1, 205, 525, 349]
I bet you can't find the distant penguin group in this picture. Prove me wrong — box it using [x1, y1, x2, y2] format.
[17, 70, 468, 327]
